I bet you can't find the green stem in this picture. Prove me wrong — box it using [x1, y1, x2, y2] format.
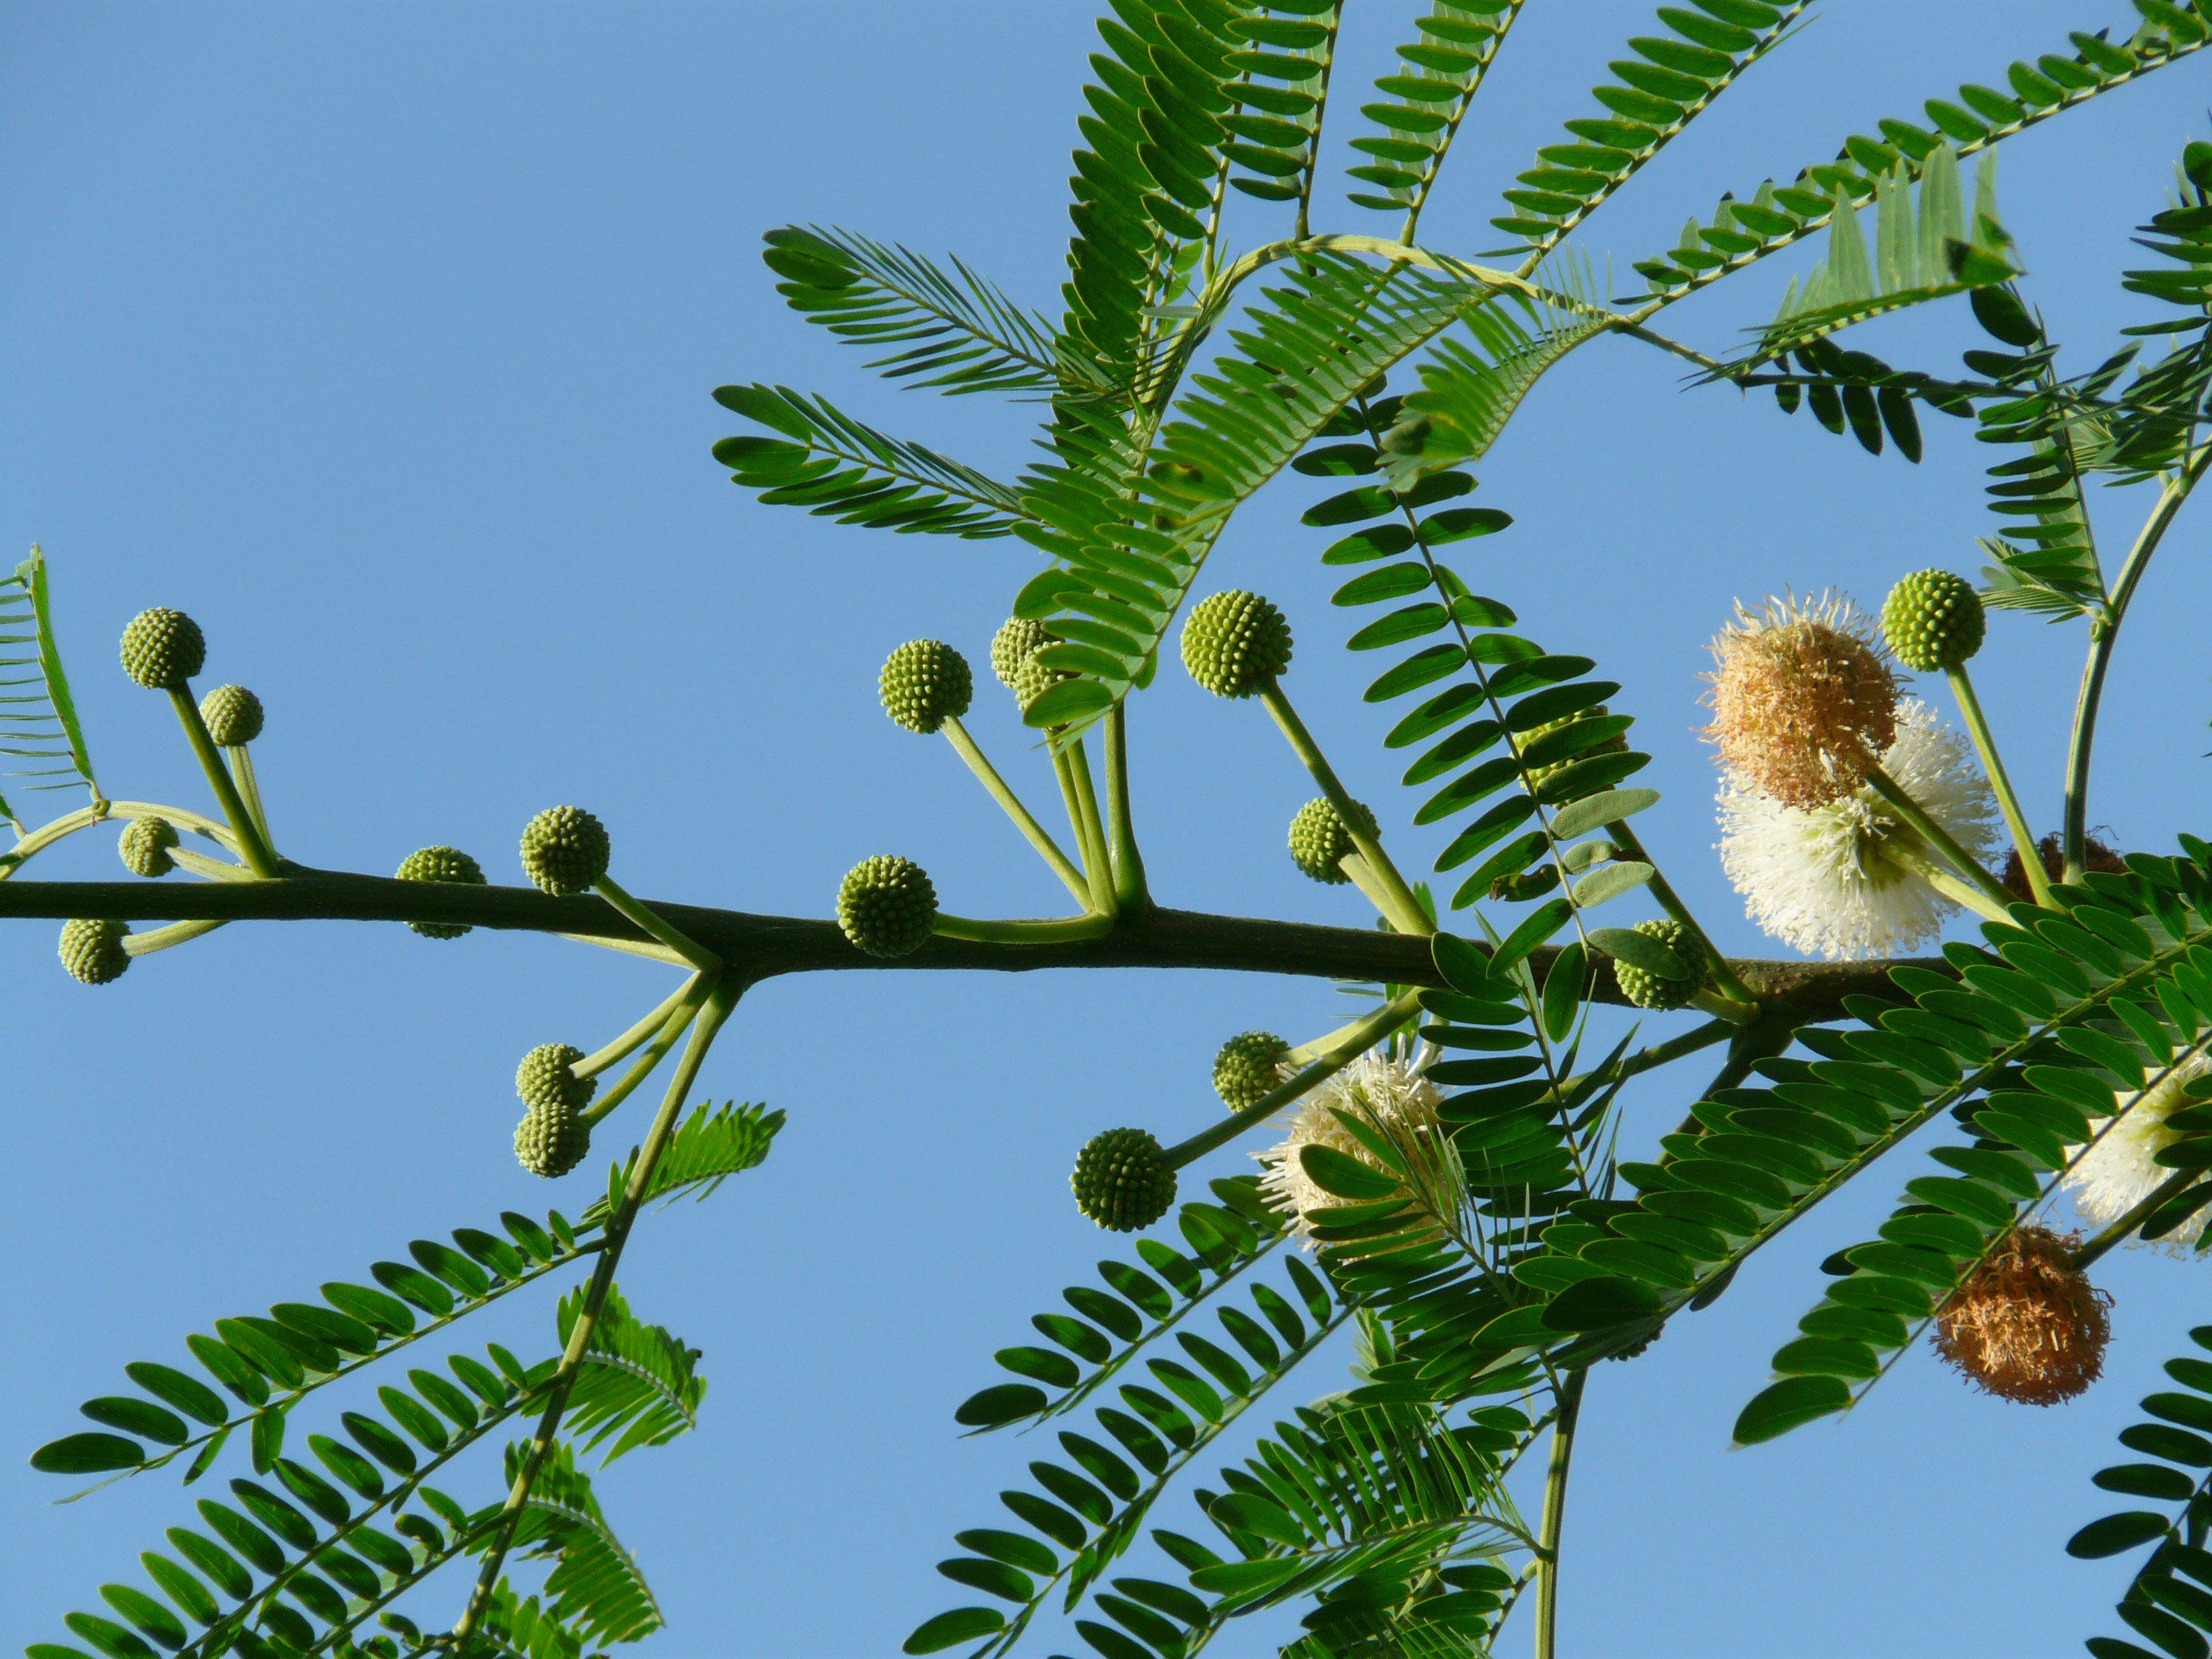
[1102, 703, 1149, 912]
[2063, 445, 2211, 881]
[1946, 663, 2051, 908]
[1065, 739, 1118, 919]
[580, 983, 710, 1128]
[0, 798, 243, 877]
[1879, 835, 2014, 925]
[932, 911, 1118, 945]
[454, 976, 739, 1637]
[1861, 762, 2012, 911]
[939, 716, 1092, 906]
[1164, 989, 1421, 1168]
[165, 688, 279, 877]
[557, 930, 690, 966]
[1258, 679, 1430, 937]
[595, 874, 722, 972]
[1607, 819, 1753, 1006]
[575, 975, 704, 1080]
[123, 918, 225, 955]
[169, 848, 254, 882]
[1533, 1367, 1587, 1659]
[228, 746, 273, 856]
[1050, 744, 1097, 895]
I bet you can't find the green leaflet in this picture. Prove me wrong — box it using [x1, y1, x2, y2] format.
[556, 1285, 705, 1465]
[761, 224, 1108, 401]
[506, 1441, 664, 1643]
[1221, 3, 1341, 220]
[582, 1099, 783, 1222]
[0, 545, 100, 826]
[30, 1208, 595, 1491]
[905, 1179, 1353, 1659]
[1736, 855, 2212, 1443]
[2069, 1326, 2212, 1659]
[1343, 0, 1522, 236]
[712, 382, 1027, 540]
[1631, 15, 2211, 300]
[1494, 0, 1812, 260]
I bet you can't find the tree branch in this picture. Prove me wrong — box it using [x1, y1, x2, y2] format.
[0, 867, 1938, 1019]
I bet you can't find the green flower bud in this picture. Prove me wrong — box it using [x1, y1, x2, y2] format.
[516, 1042, 596, 1113]
[118, 816, 180, 878]
[880, 640, 974, 735]
[520, 806, 610, 896]
[514, 1101, 591, 1179]
[200, 684, 264, 746]
[119, 607, 205, 689]
[836, 855, 937, 958]
[1612, 918, 1707, 1011]
[1181, 591, 1292, 699]
[1012, 652, 1071, 718]
[1287, 796, 1378, 884]
[59, 917, 131, 985]
[1881, 569, 1985, 672]
[396, 844, 487, 939]
[1212, 1031, 1290, 1111]
[991, 617, 1057, 689]
[1071, 1126, 1176, 1231]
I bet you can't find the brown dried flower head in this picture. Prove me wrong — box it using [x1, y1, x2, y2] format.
[1703, 592, 1899, 809]
[1933, 1225, 2111, 1406]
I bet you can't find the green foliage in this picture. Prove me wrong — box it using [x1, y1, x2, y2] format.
[1343, 1, 1517, 231]
[0, 546, 98, 827]
[506, 1441, 663, 1643]
[557, 1285, 705, 1465]
[908, 1177, 1353, 1659]
[1220, 1, 1340, 218]
[2069, 1326, 2212, 1659]
[1737, 853, 2212, 1442]
[583, 1099, 783, 1221]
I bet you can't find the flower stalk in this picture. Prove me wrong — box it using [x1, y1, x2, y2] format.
[1258, 678, 1430, 937]
[1944, 663, 2051, 907]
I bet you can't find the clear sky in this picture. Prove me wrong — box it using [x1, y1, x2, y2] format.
[5, 3, 2212, 1656]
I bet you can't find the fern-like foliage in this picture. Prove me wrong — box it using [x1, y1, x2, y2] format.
[1633, 11, 2212, 304]
[1492, 0, 1811, 262]
[505, 1441, 664, 1643]
[760, 226, 1110, 401]
[2067, 1326, 2212, 1659]
[31, 1207, 596, 1490]
[904, 1177, 1353, 1659]
[1734, 853, 2212, 1442]
[582, 1099, 783, 1222]
[1342, 1, 1520, 238]
[712, 382, 1027, 539]
[0, 545, 99, 827]
[1218, 1, 1341, 228]
[556, 1284, 704, 1463]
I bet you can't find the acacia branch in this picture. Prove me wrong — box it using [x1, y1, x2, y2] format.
[0, 867, 1933, 1019]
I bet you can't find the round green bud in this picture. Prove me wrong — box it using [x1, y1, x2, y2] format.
[514, 1101, 591, 1179]
[1612, 918, 1706, 1011]
[1071, 1126, 1176, 1232]
[199, 684, 264, 745]
[520, 806, 610, 896]
[119, 607, 206, 689]
[118, 815, 179, 879]
[1012, 652, 1071, 719]
[1212, 1031, 1290, 1111]
[1881, 569, 1985, 672]
[837, 855, 937, 958]
[516, 1042, 596, 1113]
[1287, 796, 1378, 884]
[396, 844, 487, 939]
[1181, 590, 1292, 699]
[59, 917, 130, 985]
[991, 617, 1057, 689]
[880, 640, 974, 735]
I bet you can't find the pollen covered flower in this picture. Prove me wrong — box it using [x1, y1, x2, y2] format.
[1256, 1051, 1448, 1249]
[1704, 592, 1899, 808]
[1717, 700, 1997, 960]
[1933, 1225, 2110, 1405]
[2062, 1054, 2211, 1252]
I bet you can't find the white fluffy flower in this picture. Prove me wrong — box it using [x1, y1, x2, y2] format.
[1717, 699, 1999, 960]
[2063, 1055, 2211, 1253]
[1256, 1051, 1445, 1248]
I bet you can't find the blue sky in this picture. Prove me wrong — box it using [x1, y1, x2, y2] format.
[5, 3, 2212, 1656]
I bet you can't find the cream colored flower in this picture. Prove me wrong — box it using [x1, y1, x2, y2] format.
[1704, 590, 1899, 808]
[2064, 1054, 2211, 1253]
[1255, 1051, 1447, 1249]
[1717, 699, 1998, 960]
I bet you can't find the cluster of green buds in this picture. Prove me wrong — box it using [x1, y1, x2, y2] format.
[520, 805, 611, 896]
[396, 845, 488, 939]
[1070, 1126, 1175, 1232]
[1181, 590, 1292, 699]
[513, 1042, 594, 1178]
[1881, 569, 1985, 672]
[58, 917, 131, 985]
[117, 816, 179, 879]
[199, 684, 264, 746]
[837, 855, 937, 958]
[1287, 797, 1376, 885]
[1212, 1030, 1289, 1111]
